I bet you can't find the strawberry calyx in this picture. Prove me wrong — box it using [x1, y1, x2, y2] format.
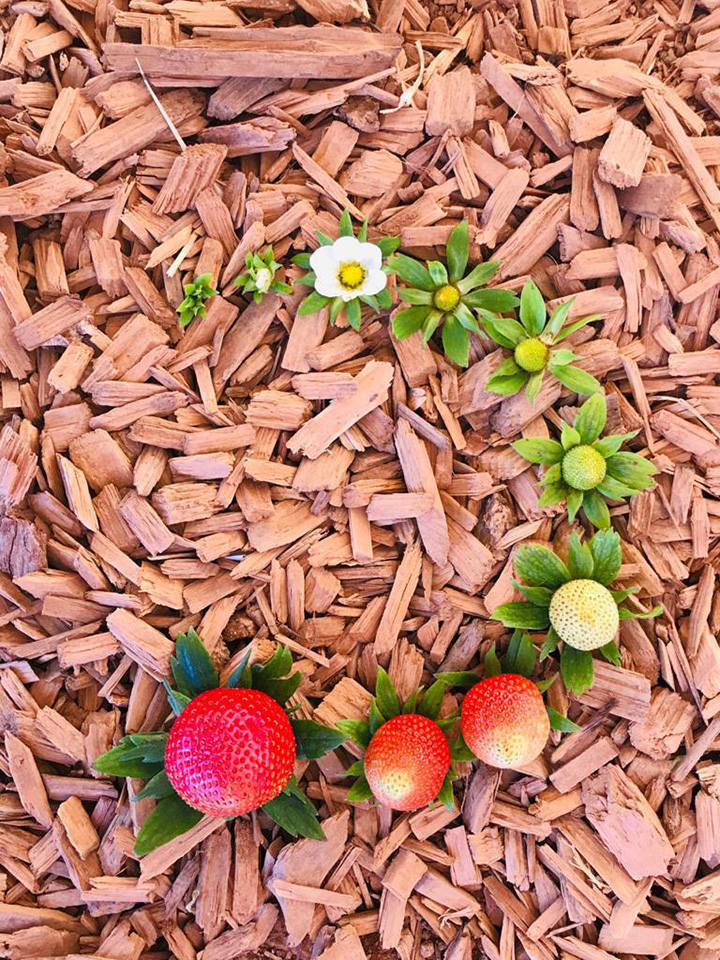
[491, 529, 663, 697]
[94, 630, 344, 855]
[336, 667, 478, 810]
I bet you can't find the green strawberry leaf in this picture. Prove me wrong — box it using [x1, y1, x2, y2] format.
[393, 306, 429, 339]
[512, 438, 563, 465]
[171, 628, 218, 699]
[163, 681, 191, 717]
[540, 627, 561, 660]
[599, 641, 621, 665]
[224, 647, 253, 689]
[553, 363, 601, 397]
[514, 545, 571, 589]
[387, 254, 435, 291]
[134, 794, 203, 856]
[446, 220, 469, 283]
[375, 667, 401, 720]
[335, 718, 371, 749]
[567, 533, 594, 579]
[492, 602, 550, 630]
[589, 528, 622, 585]
[546, 707, 580, 732]
[582, 490, 611, 529]
[133, 770, 175, 802]
[560, 647, 595, 696]
[291, 718, 345, 759]
[519, 279, 546, 335]
[484, 643, 502, 677]
[436, 774, 455, 811]
[442, 316, 470, 367]
[504, 630, 538, 678]
[347, 775, 374, 802]
[574, 392, 607, 444]
[262, 780, 324, 839]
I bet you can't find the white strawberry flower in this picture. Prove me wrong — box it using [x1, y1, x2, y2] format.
[310, 235, 387, 303]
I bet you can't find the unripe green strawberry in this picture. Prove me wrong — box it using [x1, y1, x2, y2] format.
[514, 337, 549, 373]
[549, 579, 619, 651]
[461, 674, 549, 769]
[364, 714, 450, 811]
[561, 445, 606, 490]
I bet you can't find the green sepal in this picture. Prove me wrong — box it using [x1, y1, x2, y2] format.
[171, 628, 218, 699]
[94, 735, 166, 779]
[561, 423, 581, 451]
[346, 297, 362, 331]
[134, 794, 203, 856]
[574, 392, 607, 444]
[399, 287, 433, 305]
[386, 253, 435, 291]
[582, 490, 611, 529]
[315, 230, 334, 246]
[537, 483, 567, 508]
[567, 533, 594, 580]
[547, 707, 580, 732]
[377, 235, 401, 257]
[375, 667, 400, 720]
[485, 371, 528, 395]
[442, 316, 469, 367]
[519, 279, 546, 335]
[293, 252, 312, 269]
[593, 432, 638, 458]
[560, 646, 595, 696]
[417, 679, 446, 721]
[433, 671, 480, 688]
[596, 476, 643, 500]
[163, 681, 191, 717]
[335, 718, 371, 749]
[357, 219, 368, 241]
[484, 643, 502, 677]
[513, 438, 563, 465]
[456, 260, 499, 294]
[446, 220, 469, 283]
[526, 371, 544, 403]
[481, 315, 524, 349]
[553, 363, 602, 396]
[375, 286, 394, 308]
[588, 528, 622, 585]
[262, 778, 324, 839]
[436, 774, 455, 811]
[611, 586, 639, 604]
[512, 581, 554, 606]
[454, 300, 481, 333]
[368, 698, 385, 735]
[132, 770, 175, 802]
[599, 641, 621, 665]
[547, 349, 579, 367]
[422, 309, 443, 343]
[492, 602, 550, 630]
[566, 489, 583, 523]
[344, 760, 365, 777]
[462, 289, 520, 312]
[540, 627, 561, 660]
[347, 775, 374, 802]
[449, 735, 476, 762]
[329, 296, 345, 324]
[504, 630, 538, 678]
[514, 545, 571, 589]
[297, 292, 331, 315]
[291, 718, 346, 759]
[552, 314, 601, 342]
[545, 298, 573, 338]
[338, 210, 353, 237]
[427, 260, 448, 287]
[224, 647, 253, 689]
[618, 603, 663, 621]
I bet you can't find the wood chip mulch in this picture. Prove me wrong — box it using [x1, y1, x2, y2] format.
[1, 0, 720, 958]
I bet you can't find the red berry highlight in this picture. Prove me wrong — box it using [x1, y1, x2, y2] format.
[461, 674, 549, 769]
[364, 713, 451, 811]
[165, 687, 295, 817]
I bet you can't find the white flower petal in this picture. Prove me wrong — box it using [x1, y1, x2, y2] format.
[331, 235, 364, 261]
[362, 269, 388, 297]
[310, 245, 339, 275]
[314, 272, 345, 299]
[341, 290, 360, 302]
[355, 242, 383, 271]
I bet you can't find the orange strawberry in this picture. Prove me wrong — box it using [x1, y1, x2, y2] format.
[461, 673, 549, 769]
[363, 714, 451, 811]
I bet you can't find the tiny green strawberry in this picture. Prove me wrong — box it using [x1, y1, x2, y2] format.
[492, 529, 662, 695]
[389, 220, 519, 367]
[512, 392, 657, 528]
[484, 280, 601, 402]
[234, 246, 292, 303]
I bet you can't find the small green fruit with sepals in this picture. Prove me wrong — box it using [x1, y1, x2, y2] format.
[484, 279, 602, 403]
[491, 529, 662, 695]
[234, 246, 292, 304]
[511, 392, 657, 528]
[388, 220, 520, 368]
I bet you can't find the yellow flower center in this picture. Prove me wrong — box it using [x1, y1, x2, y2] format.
[433, 284, 460, 312]
[515, 337, 549, 373]
[338, 262, 366, 290]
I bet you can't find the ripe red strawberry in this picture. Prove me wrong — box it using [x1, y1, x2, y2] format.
[461, 674, 549, 769]
[165, 687, 295, 817]
[364, 714, 451, 811]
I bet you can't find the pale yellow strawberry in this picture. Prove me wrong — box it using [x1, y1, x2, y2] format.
[549, 579, 619, 651]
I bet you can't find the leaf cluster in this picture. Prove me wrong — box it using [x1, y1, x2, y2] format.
[234, 246, 292, 303]
[177, 273, 217, 328]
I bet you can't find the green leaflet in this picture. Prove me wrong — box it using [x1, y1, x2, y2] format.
[560, 646, 595, 696]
